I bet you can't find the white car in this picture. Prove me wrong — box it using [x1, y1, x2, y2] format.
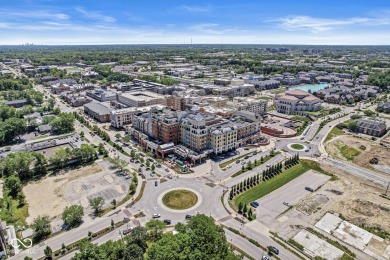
[152, 213, 161, 218]
[283, 201, 290, 206]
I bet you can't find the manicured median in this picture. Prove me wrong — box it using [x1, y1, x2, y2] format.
[234, 163, 308, 206]
[162, 189, 198, 210]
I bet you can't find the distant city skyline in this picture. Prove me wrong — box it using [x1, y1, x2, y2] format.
[1, 0, 390, 45]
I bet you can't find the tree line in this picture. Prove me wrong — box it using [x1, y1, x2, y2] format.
[229, 154, 300, 219]
[65, 214, 239, 260]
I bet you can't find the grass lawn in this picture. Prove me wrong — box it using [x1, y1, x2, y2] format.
[234, 163, 308, 206]
[291, 143, 304, 150]
[335, 143, 360, 160]
[162, 189, 198, 210]
[256, 96, 271, 100]
[324, 126, 345, 142]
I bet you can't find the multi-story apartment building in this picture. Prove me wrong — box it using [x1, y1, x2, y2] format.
[180, 113, 222, 153]
[128, 107, 264, 162]
[166, 95, 185, 111]
[117, 91, 166, 107]
[110, 105, 165, 128]
[210, 125, 239, 154]
[274, 89, 321, 114]
[237, 99, 268, 116]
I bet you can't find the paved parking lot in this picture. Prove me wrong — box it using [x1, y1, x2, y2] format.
[255, 170, 330, 225]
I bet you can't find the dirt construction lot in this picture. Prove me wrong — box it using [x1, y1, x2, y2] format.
[326, 135, 390, 176]
[24, 161, 130, 224]
[297, 162, 390, 234]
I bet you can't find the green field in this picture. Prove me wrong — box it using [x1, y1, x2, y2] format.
[324, 127, 345, 143]
[335, 143, 360, 161]
[234, 163, 308, 206]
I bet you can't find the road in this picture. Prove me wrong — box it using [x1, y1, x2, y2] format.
[324, 157, 390, 186]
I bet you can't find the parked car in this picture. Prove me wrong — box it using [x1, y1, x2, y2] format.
[167, 175, 173, 179]
[152, 213, 161, 218]
[241, 161, 246, 165]
[125, 175, 131, 180]
[165, 168, 170, 172]
[269, 246, 279, 255]
[236, 160, 241, 164]
[305, 149, 309, 152]
[244, 156, 249, 159]
[155, 181, 158, 186]
[266, 164, 271, 167]
[163, 219, 171, 225]
[283, 201, 290, 206]
[185, 214, 192, 219]
[262, 256, 270, 260]
[250, 202, 259, 208]
[305, 187, 314, 192]
[253, 151, 257, 155]
[122, 227, 134, 235]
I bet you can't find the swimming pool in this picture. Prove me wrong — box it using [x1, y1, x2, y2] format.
[289, 83, 329, 92]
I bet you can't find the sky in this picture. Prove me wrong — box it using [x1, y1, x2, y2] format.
[1, 0, 390, 45]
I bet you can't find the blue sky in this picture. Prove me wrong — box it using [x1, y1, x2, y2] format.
[1, 0, 390, 45]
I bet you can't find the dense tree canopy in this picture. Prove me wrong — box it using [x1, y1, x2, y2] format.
[49, 112, 75, 134]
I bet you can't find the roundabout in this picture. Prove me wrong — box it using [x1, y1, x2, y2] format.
[157, 187, 203, 213]
[162, 189, 198, 210]
[288, 143, 307, 151]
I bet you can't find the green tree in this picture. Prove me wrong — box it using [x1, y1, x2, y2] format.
[124, 226, 148, 252]
[50, 112, 74, 134]
[147, 214, 238, 260]
[238, 202, 243, 213]
[151, 164, 155, 172]
[124, 244, 143, 260]
[348, 121, 359, 132]
[44, 245, 53, 259]
[111, 199, 116, 209]
[89, 197, 105, 215]
[31, 215, 52, 242]
[175, 222, 187, 233]
[62, 205, 84, 228]
[110, 157, 129, 172]
[4, 175, 22, 198]
[98, 143, 108, 157]
[146, 219, 166, 241]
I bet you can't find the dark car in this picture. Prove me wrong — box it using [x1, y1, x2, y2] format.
[155, 181, 158, 186]
[251, 201, 259, 208]
[163, 219, 171, 225]
[305, 187, 314, 192]
[185, 214, 192, 219]
[122, 227, 133, 235]
[270, 246, 279, 255]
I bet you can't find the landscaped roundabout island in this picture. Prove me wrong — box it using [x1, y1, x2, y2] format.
[162, 189, 199, 210]
[291, 143, 305, 150]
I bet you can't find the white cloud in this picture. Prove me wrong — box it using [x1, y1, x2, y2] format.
[179, 5, 212, 13]
[274, 15, 390, 33]
[0, 10, 69, 20]
[75, 7, 116, 23]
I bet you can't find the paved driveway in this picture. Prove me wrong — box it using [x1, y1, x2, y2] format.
[255, 170, 330, 225]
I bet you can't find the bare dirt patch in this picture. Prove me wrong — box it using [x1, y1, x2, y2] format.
[308, 162, 390, 232]
[24, 163, 102, 224]
[297, 194, 329, 215]
[326, 135, 390, 176]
